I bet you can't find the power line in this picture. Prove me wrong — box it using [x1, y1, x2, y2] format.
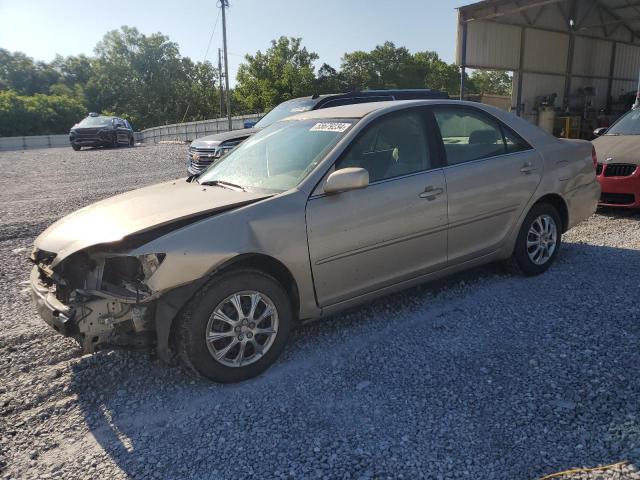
[180, 8, 222, 125]
[203, 8, 221, 62]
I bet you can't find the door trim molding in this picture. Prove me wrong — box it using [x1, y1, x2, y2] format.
[448, 205, 520, 230]
[315, 224, 448, 266]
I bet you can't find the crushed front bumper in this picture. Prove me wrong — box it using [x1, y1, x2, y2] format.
[30, 266, 77, 336]
[30, 265, 153, 352]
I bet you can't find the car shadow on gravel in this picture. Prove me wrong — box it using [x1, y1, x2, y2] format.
[596, 206, 640, 220]
[68, 242, 640, 479]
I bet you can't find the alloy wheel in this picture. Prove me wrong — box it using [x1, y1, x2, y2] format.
[526, 214, 557, 266]
[205, 291, 279, 367]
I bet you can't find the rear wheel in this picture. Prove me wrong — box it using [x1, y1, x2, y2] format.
[510, 203, 561, 276]
[176, 269, 293, 383]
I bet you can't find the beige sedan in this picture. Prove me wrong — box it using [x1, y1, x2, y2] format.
[30, 100, 600, 382]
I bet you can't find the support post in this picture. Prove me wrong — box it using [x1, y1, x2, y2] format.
[218, 48, 224, 118]
[516, 27, 526, 116]
[562, 0, 577, 112]
[459, 21, 468, 100]
[221, 0, 232, 131]
[606, 42, 617, 112]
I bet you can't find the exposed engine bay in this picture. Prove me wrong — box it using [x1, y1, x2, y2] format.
[30, 247, 166, 353]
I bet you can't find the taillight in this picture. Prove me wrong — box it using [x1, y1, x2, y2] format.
[592, 145, 598, 169]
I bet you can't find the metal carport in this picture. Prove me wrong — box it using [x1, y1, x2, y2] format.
[457, 0, 640, 133]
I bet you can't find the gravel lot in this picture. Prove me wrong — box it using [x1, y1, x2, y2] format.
[1, 144, 640, 480]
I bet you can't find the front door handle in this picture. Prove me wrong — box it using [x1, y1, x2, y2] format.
[419, 185, 444, 200]
[520, 162, 537, 174]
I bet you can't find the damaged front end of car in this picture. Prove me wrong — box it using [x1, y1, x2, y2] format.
[30, 246, 166, 353]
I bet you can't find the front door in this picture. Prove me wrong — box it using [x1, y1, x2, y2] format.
[115, 119, 129, 144]
[306, 109, 448, 307]
[431, 106, 543, 264]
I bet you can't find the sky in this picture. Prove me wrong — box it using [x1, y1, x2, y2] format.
[0, 0, 462, 83]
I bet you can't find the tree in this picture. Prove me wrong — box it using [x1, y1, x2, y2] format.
[339, 43, 463, 95]
[235, 37, 319, 113]
[341, 42, 424, 90]
[0, 49, 61, 95]
[315, 63, 348, 94]
[0, 90, 86, 136]
[468, 70, 512, 96]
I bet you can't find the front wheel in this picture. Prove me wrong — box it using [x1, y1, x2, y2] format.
[175, 269, 293, 382]
[71, 143, 81, 151]
[510, 203, 561, 276]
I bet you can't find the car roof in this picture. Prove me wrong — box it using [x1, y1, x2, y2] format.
[286, 99, 461, 120]
[277, 89, 449, 108]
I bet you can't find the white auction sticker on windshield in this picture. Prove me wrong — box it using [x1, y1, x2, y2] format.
[310, 122, 351, 133]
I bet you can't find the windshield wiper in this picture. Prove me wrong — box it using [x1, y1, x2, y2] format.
[199, 179, 247, 191]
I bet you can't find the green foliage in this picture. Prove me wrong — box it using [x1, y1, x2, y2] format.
[234, 37, 319, 113]
[0, 27, 222, 135]
[0, 31, 513, 137]
[468, 70, 512, 96]
[0, 90, 86, 136]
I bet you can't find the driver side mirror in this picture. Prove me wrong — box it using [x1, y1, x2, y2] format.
[593, 127, 607, 137]
[324, 168, 369, 194]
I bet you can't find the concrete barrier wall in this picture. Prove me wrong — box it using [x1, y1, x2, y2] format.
[0, 134, 71, 151]
[137, 114, 262, 144]
[0, 114, 263, 152]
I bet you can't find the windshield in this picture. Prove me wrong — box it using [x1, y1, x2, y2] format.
[77, 116, 112, 128]
[253, 98, 318, 129]
[198, 118, 354, 193]
[606, 109, 640, 135]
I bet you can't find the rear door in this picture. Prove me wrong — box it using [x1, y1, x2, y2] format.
[431, 106, 542, 264]
[306, 108, 448, 306]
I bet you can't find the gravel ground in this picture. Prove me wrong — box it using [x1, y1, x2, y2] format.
[1, 144, 640, 480]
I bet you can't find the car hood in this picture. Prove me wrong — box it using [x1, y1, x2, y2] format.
[35, 179, 270, 266]
[190, 128, 259, 148]
[593, 135, 640, 166]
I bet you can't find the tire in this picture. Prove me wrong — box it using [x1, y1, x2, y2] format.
[175, 269, 293, 383]
[509, 203, 562, 276]
[71, 144, 81, 151]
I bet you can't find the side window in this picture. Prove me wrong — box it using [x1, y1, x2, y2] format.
[503, 126, 531, 153]
[433, 108, 506, 165]
[336, 111, 430, 183]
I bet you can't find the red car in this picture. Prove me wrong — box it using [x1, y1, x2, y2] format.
[592, 109, 640, 208]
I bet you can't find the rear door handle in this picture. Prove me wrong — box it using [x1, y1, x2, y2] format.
[520, 162, 537, 174]
[419, 186, 444, 200]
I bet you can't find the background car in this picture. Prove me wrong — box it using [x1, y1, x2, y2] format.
[69, 113, 135, 151]
[30, 100, 599, 383]
[593, 108, 640, 208]
[186, 88, 450, 175]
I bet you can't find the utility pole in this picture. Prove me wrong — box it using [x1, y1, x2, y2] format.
[218, 48, 224, 118]
[220, 0, 232, 130]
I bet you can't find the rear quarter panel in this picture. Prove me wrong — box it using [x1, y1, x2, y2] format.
[534, 138, 599, 229]
[471, 104, 599, 254]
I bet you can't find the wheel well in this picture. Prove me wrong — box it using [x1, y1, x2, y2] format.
[216, 254, 301, 319]
[534, 194, 569, 232]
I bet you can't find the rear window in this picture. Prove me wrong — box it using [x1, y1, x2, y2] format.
[254, 98, 318, 129]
